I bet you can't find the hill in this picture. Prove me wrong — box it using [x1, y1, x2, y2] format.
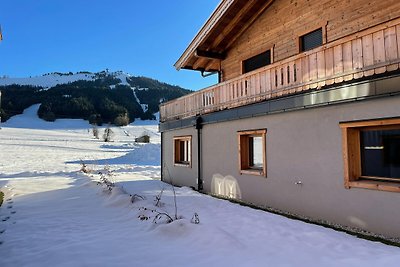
[0, 71, 191, 124]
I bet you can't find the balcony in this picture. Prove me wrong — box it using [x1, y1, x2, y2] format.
[160, 18, 400, 122]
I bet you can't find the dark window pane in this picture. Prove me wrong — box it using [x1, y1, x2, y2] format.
[243, 50, 271, 73]
[361, 129, 400, 179]
[301, 28, 323, 52]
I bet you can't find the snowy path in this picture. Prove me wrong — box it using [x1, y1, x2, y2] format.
[1, 107, 400, 266]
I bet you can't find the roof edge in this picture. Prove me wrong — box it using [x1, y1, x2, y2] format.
[174, 0, 235, 71]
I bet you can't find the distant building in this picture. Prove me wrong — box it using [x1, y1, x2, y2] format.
[135, 135, 150, 143]
[160, 0, 400, 239]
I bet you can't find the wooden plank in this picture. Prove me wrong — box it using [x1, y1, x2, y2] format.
[333, 44, 344, 83]
[301, 56, 310, 91]
[251, 74, 257, 101]
[265, 69, 272, 99]
[362, 34, 375, 76]
[277, 67, 284, 96]
[324, 47, 334, 85]
[397, 25, 400, 60]
[348, 128, 361, 182]
[309, 53, 318, 89]
[341, 128, 350, 188]
[288, 64, 295, 94]
[339, 117, 400, 128]
[352, 38, 364, 79]
[342, 41, 353, 81]
[348, 181, 400, 193]
[384, 26, 399, 64]
[260, 71, 266, 95]
[373, 30, 386, 74]
[254, 73, 261, 101]
[282, 63, 288, 89]
[271, 67, 277, 96]
[317, 50, 326, 88]
[295, 58, 303, 92]
[387, 63, 399, 72]
[262, 130, 267, 177]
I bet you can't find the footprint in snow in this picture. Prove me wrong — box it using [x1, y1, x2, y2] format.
[11, 211, 16, 214]
[2, 216, 10, 222]
[0, 229, 5, 234]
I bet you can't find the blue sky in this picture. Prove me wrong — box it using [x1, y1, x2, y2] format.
[0, 0, 220, 90]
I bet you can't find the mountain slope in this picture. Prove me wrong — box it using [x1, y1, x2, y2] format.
[0, 71, 191, 124]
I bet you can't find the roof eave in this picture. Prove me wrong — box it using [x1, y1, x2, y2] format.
[174, 0, 235, 71]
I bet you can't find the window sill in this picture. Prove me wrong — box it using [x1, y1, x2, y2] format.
[240, 169, 265, 177]
[347, 180, 400, 193]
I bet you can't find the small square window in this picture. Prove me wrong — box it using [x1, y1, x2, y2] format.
[174, 136, 192, 167]
[238, 129, 267, 176]
[300, 28, 323, 52]
[243, 50, 272, 74]
[340, 118, 400, 192]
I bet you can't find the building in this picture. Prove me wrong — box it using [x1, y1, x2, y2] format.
[159, 0, 400, 238]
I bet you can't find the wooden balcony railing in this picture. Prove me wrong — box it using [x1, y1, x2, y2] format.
[160, 18, 400, 122]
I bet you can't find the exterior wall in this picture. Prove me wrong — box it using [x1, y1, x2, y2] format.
[162, 94, 400, 238]
[162, 127, 198, 189]
[221, 0, 400, 81]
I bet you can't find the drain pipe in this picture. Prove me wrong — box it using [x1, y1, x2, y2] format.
[160, 131, 164, 182]
[195, 116, 203, 191]
[201, 70, 219, 78]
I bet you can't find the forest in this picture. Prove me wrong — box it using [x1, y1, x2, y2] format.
[0, 75, 191, 125]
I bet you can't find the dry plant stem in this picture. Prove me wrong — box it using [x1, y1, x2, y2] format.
[164, 163, 178, 220]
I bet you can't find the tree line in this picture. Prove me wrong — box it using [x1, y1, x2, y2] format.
[0, 75, 191, 125]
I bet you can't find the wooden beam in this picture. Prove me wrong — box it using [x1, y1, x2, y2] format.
[195, 49, 226, 60]
[192, 58, 211, 71]
[223, 0, 275, 50]
[174, 0, 235, 70]
[191, 0, 275, 72]
[204, 0, 259, 50]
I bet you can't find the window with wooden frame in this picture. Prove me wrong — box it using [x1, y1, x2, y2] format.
[299, 28, 323, 52]
[238, 129, 267, 176]
[242, 50, 272, 74]
[340, 118, 400, 193]
[174, 136, 192, 167]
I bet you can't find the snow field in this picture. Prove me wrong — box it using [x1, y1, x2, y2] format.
[0, 105, 400, 266]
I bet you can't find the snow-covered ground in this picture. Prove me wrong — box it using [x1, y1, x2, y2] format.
[0, 106, 400, 267]
[0, 73, 96, 88]
[0, 71, 132, 89]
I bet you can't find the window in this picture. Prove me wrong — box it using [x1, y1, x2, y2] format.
[340, 118, 400, 192]
[243, 50, 272, 74]
[174, 136, 192, 167]
[238, 129, 267, 176]
[299, 28, 323, 52]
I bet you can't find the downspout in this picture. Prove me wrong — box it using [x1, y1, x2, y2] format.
[160, 131, 164, 182]
[195, 116, 203, 191]
[201, 70, 219, 78]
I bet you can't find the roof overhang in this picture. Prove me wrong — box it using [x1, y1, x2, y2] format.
[174, 0, 275, 72]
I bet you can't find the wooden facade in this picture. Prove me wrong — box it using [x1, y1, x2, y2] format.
[161, 0, 400, 122]
[221, 0, 400, 81]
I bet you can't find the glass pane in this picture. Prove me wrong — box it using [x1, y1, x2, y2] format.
[250, 136, 263, 169]
[361, 129, 400, 179]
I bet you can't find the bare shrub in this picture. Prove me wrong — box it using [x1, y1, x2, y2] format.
[92, 124, 99, 139]
[103, 124, 114, 142]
